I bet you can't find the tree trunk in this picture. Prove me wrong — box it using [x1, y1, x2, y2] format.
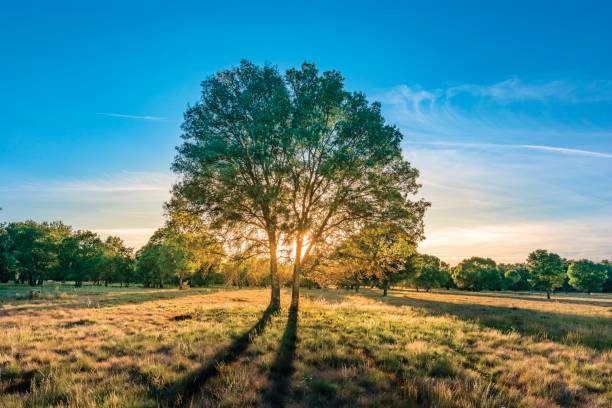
[269, 237, 281, 312]
[546, 290, 551, 299]
[355, 285, 359, 292]
[290, 234, 303, 311]
[383, 283, 388, 297]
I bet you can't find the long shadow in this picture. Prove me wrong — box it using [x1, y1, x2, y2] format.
[0, 287, 221, 315]
[263, 307, 299, 407]
[161, 305, 276, 407]
[357, 290, 612, 350]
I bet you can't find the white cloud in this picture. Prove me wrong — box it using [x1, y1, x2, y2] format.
[1, 171, 173, 248]
[96, 112, 167, 121]
[380, 79, 612, 264]
[406, 141, 612, 159]
[446, 78, 574, 102]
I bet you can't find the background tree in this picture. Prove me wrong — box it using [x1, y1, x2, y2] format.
[409, 254, 447, 292]
[337, 223, 416, 296]
[98, 236, 134, 286]
[137, 228, 191, 288]
[164, 204, 225, 287]
[568, 259, 608, 294]
[282, 63, 428, 309]
[58, 230, 104, 287]
[171, 61, 428, 311]
[170, 61, 291, 311]
[602, 260, 612, 293]
[136, 224, 222, 288]
[501, 264, 531, 291]
[452, 257, 499, 291]
[0, 223, 14, 283]
[527, 249, 566, 299]
[6, 221, 59, 285]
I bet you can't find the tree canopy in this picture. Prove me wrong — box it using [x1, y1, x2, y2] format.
[568, 259, 608, 294]
[527, 249, 566, 299]
[452, 257, 500, 291]
[171, 61, 428, 310]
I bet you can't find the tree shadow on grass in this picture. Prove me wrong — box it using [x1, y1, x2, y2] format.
[159, 305, 277, 407]
[363, 290, 612, 351]
[262, 306, 299, 407]
[0, 288, 221, 315]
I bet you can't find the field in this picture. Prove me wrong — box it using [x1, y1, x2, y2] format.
[0, 285, 610, 407]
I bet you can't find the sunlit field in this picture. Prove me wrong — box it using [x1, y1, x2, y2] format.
[0, 285, 610, 407]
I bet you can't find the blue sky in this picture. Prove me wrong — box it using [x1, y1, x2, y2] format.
[1, 0, 612, 263]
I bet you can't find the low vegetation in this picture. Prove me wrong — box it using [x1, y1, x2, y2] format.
[0, 285, 610, 407]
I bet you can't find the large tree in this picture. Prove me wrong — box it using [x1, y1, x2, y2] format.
[567, 259, 608, 294]
[171, 61, 291, 311]
[282, 64, 428, 309]
[527, 249, 566, 299]
[171, 61, 427, 311]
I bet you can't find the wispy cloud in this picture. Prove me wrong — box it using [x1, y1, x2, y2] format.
[96, 112, 167, 121]
[406, 141, 612, 159]
[1, 171, 172, 248]
[8, 171, 174, 196]
[377, 78, 612, 263]
[446, 77, 612, 104]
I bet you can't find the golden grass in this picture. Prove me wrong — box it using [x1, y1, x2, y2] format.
[0, 286, 610, 407]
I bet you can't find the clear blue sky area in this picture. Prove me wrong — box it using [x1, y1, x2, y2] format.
[2, 1, 612, 262]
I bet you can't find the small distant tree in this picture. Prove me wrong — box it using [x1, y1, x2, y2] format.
[440, 262, 454, 290]
[327, 249, 368, 292]
[567, 259, 608, 294]
[0, 224, 14, 283]
[602, 260, 612, 293]
[337, 223, 416, 296]
[452, 257, 499, 291]
[527, 249, 565, 299]
[502, 265, 531, 291]
[409, 254, 447, 292]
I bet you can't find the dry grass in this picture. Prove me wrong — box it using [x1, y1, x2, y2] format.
[0, 285, 610, 407]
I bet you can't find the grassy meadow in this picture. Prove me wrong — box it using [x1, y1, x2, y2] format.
[0, 285, 610, 407]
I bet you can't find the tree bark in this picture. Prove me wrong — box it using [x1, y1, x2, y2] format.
[546, 290, 551, 299]
[290, 234, 303, 311]
[269, 237, 281, 312]
[383, 283, 388, 297]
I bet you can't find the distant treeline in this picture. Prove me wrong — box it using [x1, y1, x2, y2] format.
[396, 252, 612, 297]
[1, 220, 611, 297]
